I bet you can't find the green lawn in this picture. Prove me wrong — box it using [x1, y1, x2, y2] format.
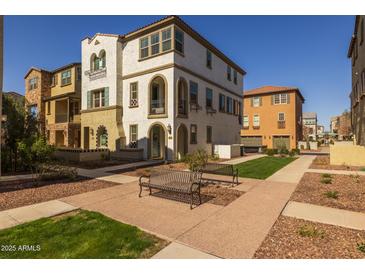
[235, 156, 297, 179]
[0, 210, 167, 259]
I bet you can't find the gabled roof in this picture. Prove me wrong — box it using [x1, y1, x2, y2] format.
[244, 85, 304, 102]
[82, 16, 246, 75]
[24, 62, 80, 79]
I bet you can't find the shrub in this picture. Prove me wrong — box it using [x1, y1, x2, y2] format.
[279, 148, 289, 155]
[291, 148, 300, 155]
[321, 177, 332, 184]
[357, 242, 365, 253]
[36, 163, 77, 181]
[272, 149, 278, 155]
[298, 224, 325, 238]
[266, 149, 275, 156]
[100, 153, 110, 161]
[184, 149, 208, 172]
[261, 147, 268, 154]
[322, 173, 332, 178]
[349, 174, 360, 183]
[288, 151, 295, 157]
[325, 190, 339, 199]
[209, 154, 220, 161]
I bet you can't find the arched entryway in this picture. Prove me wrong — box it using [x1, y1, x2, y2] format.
[176, 124, 188, 160]
[148, 124, 166, 159]
[96, 125, 108, 148]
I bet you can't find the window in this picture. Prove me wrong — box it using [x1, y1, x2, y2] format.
[206, 126, 212, 143]
[130, 82, 138, 107]
[190, 81, 198, 105]
[273, 93, 288, 104]
[129, 125, 138, 148]
[29, 77, 38, 90]
[226, 97, 233, 113]
[219, 94, 226, 112]
[190, 124, 197, 144]
[61, 70, 71, 86]
[150, 32, 160, 55]
[77, 67, 82, 80]
[51, 74, 58, 86]
[47, 101, 51, 115]
[93, 89, 105, 108]
[253, 114, 260, 127]
[99, 50, 106, 69]
[278, 112, 285, 121]
[162, 28, 172, 52]
[175, 28, 184, 54]
[140, 37, 149, 59]
[206, 50, 212, 69]
[29, 105, 38, 117]
[233, 70, 237, 84]
[150, 76, 166, 115]
[243, 115, 249, 128]
[177, 79, 188, 116]
[361, 70, 365, 94]
[206, 88, 213, 108]
[252, 96, 260, 107]
[227, 66, 232, 81]
[238, 102, 242, 124]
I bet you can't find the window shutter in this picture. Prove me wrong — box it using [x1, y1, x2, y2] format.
[104, 87, 109, 107]
[271, 95, 274, 105]
[287, 93, 290, 104]
[250, 98, 253, 107]
[87, 91, 91, 109]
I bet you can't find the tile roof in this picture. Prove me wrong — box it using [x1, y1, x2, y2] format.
[303, 112, 317, 119]
[244, 85, 304, 101]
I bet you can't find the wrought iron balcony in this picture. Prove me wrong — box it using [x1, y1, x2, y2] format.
[84, 67, 107, 81]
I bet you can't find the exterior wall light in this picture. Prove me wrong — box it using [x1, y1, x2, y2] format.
[167, 124, 172, 135]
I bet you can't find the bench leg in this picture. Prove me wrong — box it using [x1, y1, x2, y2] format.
[190, 193, 194, 210]
[149, 187, 152, 195]
[138, 184, 142, 197]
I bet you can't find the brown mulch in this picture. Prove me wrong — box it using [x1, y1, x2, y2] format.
[201, 184, 243, 206]
[290, 172, 365, 213]
[119, 163, 189, 177]
[254, 216, 365, 258]
[309, 155, 364, 171]
[0, 177, 117, 211]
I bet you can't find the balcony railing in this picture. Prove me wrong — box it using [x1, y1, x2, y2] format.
[150, 99, 165, 114]
[278, 121, 286, 129]
[84, 67, 107, 81]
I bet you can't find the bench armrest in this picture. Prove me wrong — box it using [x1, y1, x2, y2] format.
[139, 175, 150, 185]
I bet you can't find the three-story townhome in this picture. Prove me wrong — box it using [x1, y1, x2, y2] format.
[81, 16, 245, 161]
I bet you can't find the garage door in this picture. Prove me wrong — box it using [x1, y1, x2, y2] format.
[272, 136, 290, 149]
[241, 136, 263, 147]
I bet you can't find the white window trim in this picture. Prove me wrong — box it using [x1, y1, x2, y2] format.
[278, 112, 285, 121]
[253, 96, 260, 107]
[243, 115, 249, 128]
[253, 114, 260, 127]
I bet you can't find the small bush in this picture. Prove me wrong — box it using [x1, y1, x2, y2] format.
[37, 163, 77, 181]
[272, 149, 278, 155]
[361, 167, 365, 172]
[261, 147, 268, 154]
[325, 190, 339, 199]
[100, 153, 110, 161]
[322, 173, 332, 178]
[321, 177, 332, 184]
[288, 151, 295, 157]
[184, 149, 208, 172]
[357, 242, 365, 253]
[266, 149, 275, 156]
[298, 224, 325, 238]
[279, 148, 289, 155]
[349, 174, 360, 183]
[291, 148, 300, 155]
[209, 154, 220, 161]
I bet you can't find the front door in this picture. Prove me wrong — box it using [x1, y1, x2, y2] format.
[83, 127, 90, 149]
[151, 126, 161, 159]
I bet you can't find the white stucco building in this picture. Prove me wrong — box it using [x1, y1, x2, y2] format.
[80, 16, 246, 161]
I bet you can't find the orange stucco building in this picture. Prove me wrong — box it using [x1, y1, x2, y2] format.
[240, 86, 304, 150]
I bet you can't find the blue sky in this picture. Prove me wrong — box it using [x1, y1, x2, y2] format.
[4, 15, 354, 130]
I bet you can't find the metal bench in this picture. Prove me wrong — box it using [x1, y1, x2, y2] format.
[139, 168, 203, 209]
[201, 162, 239, 185]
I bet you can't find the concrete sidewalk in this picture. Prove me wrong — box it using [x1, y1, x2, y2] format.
[0, 173, 34, 182]
[307, 168, 365, 176]
[0, 200, 78, 230]
[282, 201, 365, 230]
[152, 242, 219, 259]
[265, 155, 315, 184]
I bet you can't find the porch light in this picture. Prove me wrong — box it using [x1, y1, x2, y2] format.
[167, 124, 172, 134]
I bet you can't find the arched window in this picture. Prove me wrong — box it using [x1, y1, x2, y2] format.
[177, 78, 188, 116]
[99, 50, 106, 69]
[149, 76, 166, 115]
[96, 126, 108, 148]
[90, 54, 97, 71]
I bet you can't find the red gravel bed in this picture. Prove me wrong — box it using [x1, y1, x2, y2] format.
[309, 156, 364, 171]
[0, 177, 117, 211]
[290, 172, 365, 213]
[254, 216, 365, 258]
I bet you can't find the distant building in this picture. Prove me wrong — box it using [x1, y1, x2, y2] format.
[317, 125, 324, 135]
[240, 85, 304, 150]
[348, 15, 365, 146]
[330, 115, 339, 134]
[302, 112, 317, 141]
[338, 111, 352, 140]
[24, 63, 81, 148]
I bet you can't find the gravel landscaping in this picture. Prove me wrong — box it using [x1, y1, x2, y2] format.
[290, 172, 365, 212]
[254, 216, 365, 258]
[310, 156, 364, 171]
[201, 184, 243, 206]
[0, 177, 117, 211]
